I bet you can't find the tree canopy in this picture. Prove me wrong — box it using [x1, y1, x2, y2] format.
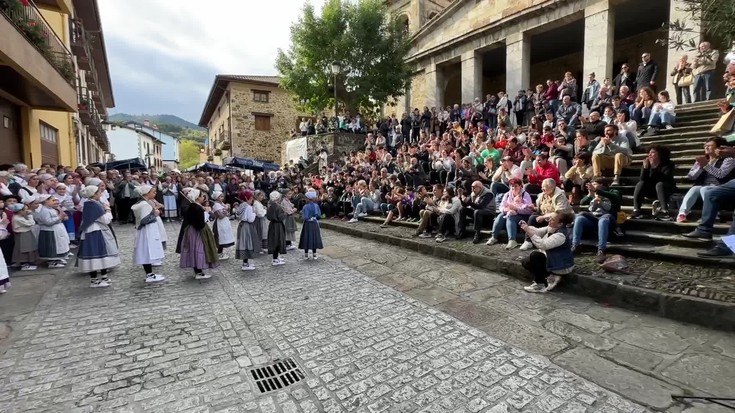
[664, 0, 735, 51]
[179, 140, 201, 170]
[275, 0, 412, 115]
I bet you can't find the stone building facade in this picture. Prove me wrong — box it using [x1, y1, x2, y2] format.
[386, 0, 713, 113]
[198, 75, 304, 165]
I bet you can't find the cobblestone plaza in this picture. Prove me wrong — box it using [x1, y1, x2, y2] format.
[0, 224, 731, 412]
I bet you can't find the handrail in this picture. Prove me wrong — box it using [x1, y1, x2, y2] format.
[0, 0, 75, 85]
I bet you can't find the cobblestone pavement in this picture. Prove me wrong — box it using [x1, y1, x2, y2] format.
[0, 223, 726, 412]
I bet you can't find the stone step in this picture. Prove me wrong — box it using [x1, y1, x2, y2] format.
[675, 100, 721, 111]
[631, 148, 701, 160]
[622, 216, 731, 235]
[356, 216, 730, 267]
[672, 112, 720, 123]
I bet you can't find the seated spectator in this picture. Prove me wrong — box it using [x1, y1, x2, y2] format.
[555, 95, 581, 128]
[579, 111, 606, 140]
[490, 156, 523, 201]
[454, 158, 479, 193]
[590, 87, 613, 114]
[571, 178, 622, 263]
[415, 184, 443, 238]
[630, 145, 676, 220]
[477, 157, 495, 186]
[379, 186, 406, 227]
[520, 211, 576, 293]
[520, 178, 573, 251]
[629, 87, 656, 126]
[435, 187, 462, 242]
[524, 154, 561, 195]
[564, 152, 594, 205]
[549, 135, 573, 177]
[601, 106, 615, 124]
[574, 130, 596, 156]
[613, 110, 640, 152]
[348, 181, 381, 223]
[487, 178, 533, 249]
[678, 137, 735, 222]
[644, 91, 676, 135]
[592, 124, 632, 186]
[502, 137, 524, 165]
[459, 180, 495, 243]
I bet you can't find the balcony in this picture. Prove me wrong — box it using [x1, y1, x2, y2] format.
[0, 0, 76, 111]
[69, 18, 92, 70]
[77, 85, 92, 123]
[217, 130, 232, 150]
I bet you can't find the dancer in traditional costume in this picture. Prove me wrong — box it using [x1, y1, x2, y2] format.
[299, 190, 324, 260]
[160, 177, 179, 221]
[235, 190, 259, 271]
[176, 189, 218, 279]
[53, 183, 77, 247]
[267, 191, 287, 266]
[131, 185, 166, 283]
[12, 199, 38, 271]
[76, 185, 121, 288]
[281, 189, 298, 250]
[211, 191, 234, 260]
[253, 190, 267, 253]
[34, 194, 70, 268]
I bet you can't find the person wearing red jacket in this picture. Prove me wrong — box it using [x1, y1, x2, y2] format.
[524, 153, 561, 195]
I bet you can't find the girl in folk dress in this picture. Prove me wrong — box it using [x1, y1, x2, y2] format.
[235, 190, 259, 271]
[176, 189, 219, 279]
[298, 190, 324, 260]
[160, 177, 179, 221]
[53, 183, 77, 246]
[131, 185, 166, 284]
[12, 200, 38, 271]
[267, 191, 288, 266]
[34, 194, 70, 269]
[0, 238, 9, 294]
[252, 190, 267, 253]
[210, 191, 235, 260]
[281, 190, 298, 251]
[76, 186, 121, 288]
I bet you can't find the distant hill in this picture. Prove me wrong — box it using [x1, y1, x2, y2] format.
[108, 113, 204, 131]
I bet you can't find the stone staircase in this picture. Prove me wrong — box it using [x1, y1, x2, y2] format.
[362, 100, 734, 266]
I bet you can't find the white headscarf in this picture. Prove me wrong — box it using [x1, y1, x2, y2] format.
[187, 189, 201, 203]
[305, 190, 317, 200]
[85, 177, 102, 187]
[269, 191, 282, 202]
[211, 190, 223, 201]
[82, 185, 99, 199]
[21, 195, 37, 205]
[37, 194, 51, 203]
[135, 185, 153, 196]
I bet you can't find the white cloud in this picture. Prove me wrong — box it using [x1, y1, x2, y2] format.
[99, 0, 326, 76]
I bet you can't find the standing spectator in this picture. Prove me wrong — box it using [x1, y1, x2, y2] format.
[581, 73, 601, 111]
[520, 212, 576, 293]
[544, 79, 560, 114]
[410, 108, 421, 143]
[558, 72, 578, 101]
[671, 54, 693, 104]
[692, 41, 720, 102]
[637, 53, 659, 91]
[630, 145, 676, 220]
[613, 63, 636, 94]
[513, 90, 527, 127]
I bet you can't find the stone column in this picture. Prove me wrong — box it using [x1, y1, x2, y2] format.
[461, 51, 483, 103]
[583, 0, 614, 87]
[506, 32, 530, 95]
[425, 62, 444, 109]
[666, 0, 701, 104]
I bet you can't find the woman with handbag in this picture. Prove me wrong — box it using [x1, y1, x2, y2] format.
[671, 55, 693, 105]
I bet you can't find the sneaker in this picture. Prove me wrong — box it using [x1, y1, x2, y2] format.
[629, 210, 642, 219]
[519, 241, 534, 251]
[545, 275, 561, 292]
[505, 240, 518, 250]
[286, 245, 297, 251]
[676, 213, 687, 223]
[656, 212, 673, 222]
[435, 235, 446, 243]
[277, 258, 286, 264]
[596, 249, 607, 264]
[90, 279, 110, 288]
[312, 253, 318, 260]
[357, 213, 368, 218]
[486, 237, 498, 246]
[0, 285, 6, 294]
[145, 274, 166, 283]
[100, 277, 111, 283]
[242, 263, 255, 271]
[218, 253, 229, 260]
[523, 283, 546, 293]
[272, 259, 284, 266]
[611, 176, 620, 186]
[304, 253, 310, 260]
[379, 224, 388, 228]
[195, 273, 211, 280]
[48, 262, 65, 269]
[66, 252, 74, 258]
[348, 218, 359, 223]
[418, 232, 432, 239]
[20, 264, 37, 271]
[665, 124, 674, 130]
[651, 200, 661, 217]
[682, 229, 713, 240]
[698, 245, 735, 258]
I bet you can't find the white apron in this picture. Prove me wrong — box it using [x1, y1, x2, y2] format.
[133, 223, 165, 265]
[213, 203, 235, 246]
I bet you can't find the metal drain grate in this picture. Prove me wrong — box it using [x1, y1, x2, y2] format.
[250, 358, 305, 393]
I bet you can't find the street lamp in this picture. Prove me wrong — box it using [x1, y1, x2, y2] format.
[330, 61, 342, 118]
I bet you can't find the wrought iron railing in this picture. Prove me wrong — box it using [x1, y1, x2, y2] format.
[0, 0, 76, 85]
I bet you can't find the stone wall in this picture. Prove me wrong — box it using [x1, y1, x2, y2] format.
[304, 132, 364, 162]
[229, 83, 302, 164]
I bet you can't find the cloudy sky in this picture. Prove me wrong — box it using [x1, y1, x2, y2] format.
[99, 0, 326, 124]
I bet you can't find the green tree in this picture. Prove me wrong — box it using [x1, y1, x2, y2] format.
[663, 0, 735, 51]
[275, 0, 412, 115]
[179, 140, 201, 170]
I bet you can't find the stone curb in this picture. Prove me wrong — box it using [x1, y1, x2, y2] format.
[318, 220, 735, 332]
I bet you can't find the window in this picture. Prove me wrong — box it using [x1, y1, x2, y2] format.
[254, 115, 271, 131]
[2, 116, 9, 128]
[40, 122, 58, 143]
[253, 90, 270, 103]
